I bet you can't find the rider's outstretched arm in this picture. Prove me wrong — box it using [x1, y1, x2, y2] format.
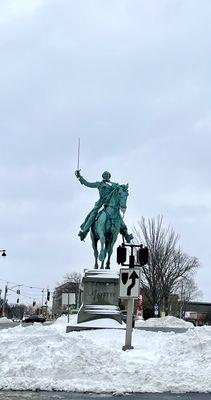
[75, 170, 100, 188]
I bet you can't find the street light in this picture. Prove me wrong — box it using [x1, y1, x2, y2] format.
[0, 250, 6, 257]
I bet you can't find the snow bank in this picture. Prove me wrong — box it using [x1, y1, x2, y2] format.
[135, 316, 194, 328]
[53, 315, 70, 325]
[0, 319, 210, 393]
[67, 316, 125, 329]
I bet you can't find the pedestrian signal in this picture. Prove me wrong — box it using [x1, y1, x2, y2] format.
[117, 245, 127, 265]
[137, 246, 149, 266]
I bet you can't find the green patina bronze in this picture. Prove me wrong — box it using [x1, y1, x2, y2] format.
[75, 170, 133, 269]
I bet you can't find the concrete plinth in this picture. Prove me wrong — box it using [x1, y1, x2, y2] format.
[77, 269, 122, 324]
[66, 269, 123, 333]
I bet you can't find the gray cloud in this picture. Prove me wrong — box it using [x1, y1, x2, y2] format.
[0, 0, 211, 303]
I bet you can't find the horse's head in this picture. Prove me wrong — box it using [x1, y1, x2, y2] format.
[119, 184, 129, 214]
[105, 183, 129, 215]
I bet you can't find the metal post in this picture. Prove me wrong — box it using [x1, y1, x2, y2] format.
[122, 298, 134, 351]
[67, 293, 70, 323]
[180, 281, 184, 319]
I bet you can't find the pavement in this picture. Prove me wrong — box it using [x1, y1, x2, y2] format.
[0, 393, 211, 400]
[134, 326, 190, 333]
[0, 321, 54, 330]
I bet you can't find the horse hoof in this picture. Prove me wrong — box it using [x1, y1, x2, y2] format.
[94, 265, 98, 269]
[105, 266, 110, 270]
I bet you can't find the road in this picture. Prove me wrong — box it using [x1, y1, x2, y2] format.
[0, 321, 54, 330]
[0, 393, 211, 400]
[0, 322, 20, 330]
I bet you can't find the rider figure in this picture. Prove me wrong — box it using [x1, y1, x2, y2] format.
[75, 170, 133, 242]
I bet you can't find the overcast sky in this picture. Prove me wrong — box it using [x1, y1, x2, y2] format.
[0, 0, 210, 305]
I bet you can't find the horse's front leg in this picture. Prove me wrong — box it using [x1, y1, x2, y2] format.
[90, 231, 99, 269]
[98, 234, 106, 269]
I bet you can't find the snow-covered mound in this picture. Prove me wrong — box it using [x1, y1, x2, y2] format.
[0, 318, 210, 392]
[0, 316, 13, 323]
[55, 314, 124, 329]
[53, 314, 70, 325]
[135, 316, 194, 328]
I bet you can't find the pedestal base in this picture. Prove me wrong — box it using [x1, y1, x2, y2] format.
[77, 269, 122, 325]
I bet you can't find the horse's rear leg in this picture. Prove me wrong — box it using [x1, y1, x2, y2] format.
[105, 234, 118, 269]
[105, 255, 111, 269]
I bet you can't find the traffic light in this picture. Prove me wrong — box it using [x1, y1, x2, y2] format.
[32, 300, 36, 307]
[47, 290, 50, 301]
[17, 298, 19, 304]
[117, 245, 127, 265]
[137, 246, 149, 266]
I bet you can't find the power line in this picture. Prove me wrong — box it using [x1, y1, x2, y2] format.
[0, 277, 51, 291]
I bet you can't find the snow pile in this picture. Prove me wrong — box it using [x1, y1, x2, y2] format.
[53, 314, 70, 325]
[67, 316, 125, 329]
[0, 317, 13, 323]
[0, 320, 210, 393]
[135, 316, 194, 329]
[57, 313, 124, 329]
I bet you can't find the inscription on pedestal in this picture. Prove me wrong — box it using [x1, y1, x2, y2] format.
[84, 281, 119, 306]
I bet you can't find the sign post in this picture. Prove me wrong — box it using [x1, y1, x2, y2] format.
[119, 268, 140, 351]
[62, 293, 76, 323]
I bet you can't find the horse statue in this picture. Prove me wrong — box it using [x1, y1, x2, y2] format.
[90, 184, 129, 269]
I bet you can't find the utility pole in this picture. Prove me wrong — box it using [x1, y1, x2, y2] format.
[0, 250, 7, 316]
[40, 289, 44, 316]
[17, 285, 21, 320]
[2, 283, 8, 317]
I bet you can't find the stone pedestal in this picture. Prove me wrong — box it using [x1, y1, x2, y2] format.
[77, 269, 122, 324]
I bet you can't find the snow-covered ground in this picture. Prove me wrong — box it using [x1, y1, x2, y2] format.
[135, 316, 194, 328]
[0, 315, 210, 393]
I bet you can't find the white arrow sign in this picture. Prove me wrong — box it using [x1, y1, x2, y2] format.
[119, 268, 140, 299]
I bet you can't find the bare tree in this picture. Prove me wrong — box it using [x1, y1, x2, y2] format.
[133, 216, 200, 313]
[63, 272, 82, 309]
[63, 272, 82, 286]
[176, 274, 202, 303]
[175, 273, 203, 318]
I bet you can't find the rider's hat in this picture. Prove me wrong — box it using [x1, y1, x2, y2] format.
[102, 171, 111, 180]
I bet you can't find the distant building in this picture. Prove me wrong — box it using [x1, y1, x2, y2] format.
[52, 281, 79, 316]
[183, 301, 211, 325]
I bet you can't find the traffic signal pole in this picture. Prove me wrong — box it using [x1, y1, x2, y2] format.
[122, 298, 134, 351]
[118, 242, 149, 351]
